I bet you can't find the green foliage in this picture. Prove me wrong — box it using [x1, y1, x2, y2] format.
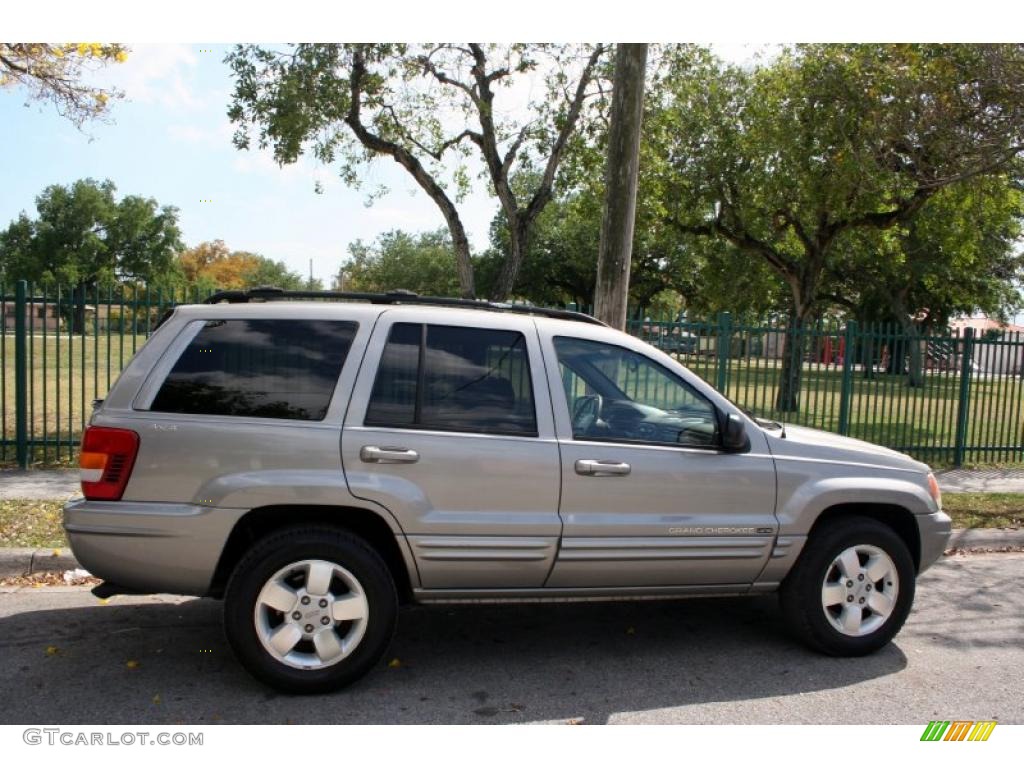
[646, 44, 1024, 322]
[341, 229, 462, 296]
[833, 175, 1024, 328]
[0, 178, 183, 287]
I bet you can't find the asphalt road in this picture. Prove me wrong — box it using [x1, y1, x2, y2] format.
[1, 552, 1021, 725]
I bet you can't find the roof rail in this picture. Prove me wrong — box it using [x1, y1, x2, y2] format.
[202, 286, 606, 326]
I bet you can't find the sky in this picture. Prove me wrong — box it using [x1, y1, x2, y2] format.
[0, 44, 505, 286]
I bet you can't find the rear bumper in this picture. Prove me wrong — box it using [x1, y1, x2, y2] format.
[917, 509, 953, 573]
[63, 498, 245, 596]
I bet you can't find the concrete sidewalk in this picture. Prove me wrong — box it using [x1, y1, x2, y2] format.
[0, 469, 79, 499]
[6, 466, 1024, 500]
[934, 468, 1024, 493]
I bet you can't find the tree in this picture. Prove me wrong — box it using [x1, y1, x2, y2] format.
[226, 43, 608, 299]
[830, 175, 1024, 384]
[648, 44, 1024, 410]
[0, 178, 182, 286]
[594, 43, 647, 330]
[0, 43, 128, 126]
[341, 229, 462, 296]
[177, 240, 313, 291]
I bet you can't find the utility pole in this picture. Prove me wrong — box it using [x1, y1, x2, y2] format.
[593, 43, 648, 330]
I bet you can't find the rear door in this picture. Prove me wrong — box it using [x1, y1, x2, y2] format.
[341, 311, 561, 590]
[539, 327, 778, 588]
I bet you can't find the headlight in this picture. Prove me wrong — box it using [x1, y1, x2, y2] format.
[926, 472, 942, 507]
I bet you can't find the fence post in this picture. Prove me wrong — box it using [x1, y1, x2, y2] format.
[838, 320, 857, 435]
[953, 328, 975, 467]
[14, 280, 28, 468]
[716, 311, 732, 393]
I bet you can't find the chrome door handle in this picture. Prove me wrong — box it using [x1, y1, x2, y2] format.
[575, 459, 631, 476]
[360, 446, 420, 464]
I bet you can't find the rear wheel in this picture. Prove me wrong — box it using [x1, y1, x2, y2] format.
[224, 526, 397, 693]
[780, 516, 915, 656]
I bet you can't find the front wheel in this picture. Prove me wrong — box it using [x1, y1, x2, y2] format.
[224, 526, 398, 694]
[780, 516, 916, 656]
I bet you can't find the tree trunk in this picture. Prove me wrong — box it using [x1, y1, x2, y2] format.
[898, 318, 925, 387]
[447, 217, 475, 299]
[491, 218, 528, 302]
[593, 43, 648, 330]
[775, 308, 808, 412]
[861, 327, 876, 379]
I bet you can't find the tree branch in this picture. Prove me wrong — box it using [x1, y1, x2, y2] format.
[524, 44, 606, 225]
[345, 48, 475, 296]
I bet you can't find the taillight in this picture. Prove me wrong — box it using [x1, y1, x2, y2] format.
[79, 426, 140, 501]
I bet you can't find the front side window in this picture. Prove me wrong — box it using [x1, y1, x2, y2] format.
[365, 323, 537, 436]
[554, 336, 719, 448]
[151, 319, 357, 420]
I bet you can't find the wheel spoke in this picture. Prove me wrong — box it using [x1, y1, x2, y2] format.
[822, 584, 846, 606]
[260, 581, 298, 613]
[268, 623, 302, 656]
[836, 548, 861, 580]
[867, 590, 895, 618]
[331, 594, 367, 622]
[865, 555, 891, 583]
[840, 605, 863, 635]
[313, 629, 345, 663]
[306, 561, 334, 596]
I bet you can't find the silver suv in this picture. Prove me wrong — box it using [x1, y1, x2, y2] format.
[64, 289, 952, 693]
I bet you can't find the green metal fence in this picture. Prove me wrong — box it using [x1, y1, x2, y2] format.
[628, 312, 1024, 466]
[3, 279, 1023, 467]
[2, 281, 216, 467]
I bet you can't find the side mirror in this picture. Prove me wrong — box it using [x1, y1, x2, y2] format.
[721, 412, 748, 451]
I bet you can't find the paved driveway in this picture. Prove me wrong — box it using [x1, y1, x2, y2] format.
[0, 553, 1021, 725]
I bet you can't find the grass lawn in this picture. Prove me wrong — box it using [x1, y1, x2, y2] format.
[942, 493, 1024, 529]
[0, 499, 67, 548]
[0, 494, 1020, 552]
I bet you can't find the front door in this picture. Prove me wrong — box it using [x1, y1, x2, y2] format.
[342, 312, 561, 590]
[540, 331, 778, 588]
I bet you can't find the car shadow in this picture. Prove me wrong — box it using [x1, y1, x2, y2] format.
[0, 592, 909, 724]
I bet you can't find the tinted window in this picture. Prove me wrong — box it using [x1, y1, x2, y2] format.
[365, 323, 537, 436]
[151, 319, 357, 420]
[554, 336, 719, 447]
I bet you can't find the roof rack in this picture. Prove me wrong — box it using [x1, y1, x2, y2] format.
[202, 286, 606, 326]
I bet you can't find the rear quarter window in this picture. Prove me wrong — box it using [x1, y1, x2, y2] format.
[150, 319, 357, 420]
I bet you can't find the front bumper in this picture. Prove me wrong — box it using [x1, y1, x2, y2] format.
[63, 498, 246, 596]
[917, 509, 953, 573]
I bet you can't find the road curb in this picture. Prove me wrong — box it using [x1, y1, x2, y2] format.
[0, 548, 82, 578]
[1, 527, 1022, 579]
[946, 527, 1024, 550]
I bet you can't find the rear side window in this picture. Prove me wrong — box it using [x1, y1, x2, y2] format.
[365, 323, 537, 436]
[150, 319, 357, 420]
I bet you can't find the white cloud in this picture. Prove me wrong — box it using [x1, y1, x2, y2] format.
[166, 118, 234, 145]
[102, 44, 201, 110]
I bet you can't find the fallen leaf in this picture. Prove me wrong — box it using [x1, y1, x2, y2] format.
[52, 548, 61, 557]
[45, 645, 60, 656]
[626, 626, 635, 635]
[152, 695, 161, 705]
[387, 657, 402, 668]
[126, 660, 140, 669]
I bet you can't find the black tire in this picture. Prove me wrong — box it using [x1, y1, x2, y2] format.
[224, 526, 398, 694]
[779, 516, 915, 656]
